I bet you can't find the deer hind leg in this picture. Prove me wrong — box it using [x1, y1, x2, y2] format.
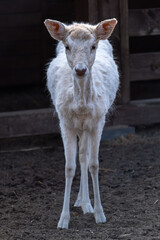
[74, 173, 93, 213]
[57, 125, 77, 229]
[74, 131, 93, 214]
[89, 125, 106, 224]
[74, 175, 82, 207]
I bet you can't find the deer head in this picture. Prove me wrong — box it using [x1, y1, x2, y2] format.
[44, 19, 117, 79]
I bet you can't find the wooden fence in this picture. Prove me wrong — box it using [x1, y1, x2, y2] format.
[0, 0, 160, 138]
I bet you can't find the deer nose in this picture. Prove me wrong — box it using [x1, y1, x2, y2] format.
[75, 67, 87, 76]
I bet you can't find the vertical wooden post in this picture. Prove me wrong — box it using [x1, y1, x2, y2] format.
[74, 0, 98, 23]
[87, 0, 99, 24]
[120, 0, 130, 104]
[98, 0, 120, 59]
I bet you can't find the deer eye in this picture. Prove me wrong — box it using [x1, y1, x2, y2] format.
[91, 45, 96, 51]
[65, 45, 70, 51]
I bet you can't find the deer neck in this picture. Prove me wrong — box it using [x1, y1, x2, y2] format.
[73, 73, 93, 108]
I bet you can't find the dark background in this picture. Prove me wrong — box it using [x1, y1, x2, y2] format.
[0, 0, 160, 135]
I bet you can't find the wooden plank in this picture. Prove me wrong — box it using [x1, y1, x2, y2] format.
[0, 109, 59, 138]
[0, 27, 40, 42]
[88, 0, 98, 24]
[98, 0, 120, 22]
[0, 12, 41, 28]
[131, 80, 160, 100]
[1, 103, 160, 138]
[131, 98, 160, 105]
[0, 0, 40, 14]
[120, 0, 130, 104]
[98, 0, 121, 104]
[0, 68, 41, 87]
[113, 103, 160, 126]
[130, 52, 160, 81]
[98, 0, 120, 47]
[98, 0, 111, 19]
[129, 8, 160, 37]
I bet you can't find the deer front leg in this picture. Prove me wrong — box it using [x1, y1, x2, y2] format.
[57, 125, 77, 229]
[89, 126, 106, 224]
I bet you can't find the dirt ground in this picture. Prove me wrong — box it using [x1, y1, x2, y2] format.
[0, 125, 160, 240]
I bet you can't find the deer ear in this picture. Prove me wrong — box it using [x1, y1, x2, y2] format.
[44, 19, 67, 41]
[95, 18, 117, 40]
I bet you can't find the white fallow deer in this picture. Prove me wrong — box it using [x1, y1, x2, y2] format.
[44, 18, 119, 229]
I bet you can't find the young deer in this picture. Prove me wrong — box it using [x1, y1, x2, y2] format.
[44, 19, 119, 229]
